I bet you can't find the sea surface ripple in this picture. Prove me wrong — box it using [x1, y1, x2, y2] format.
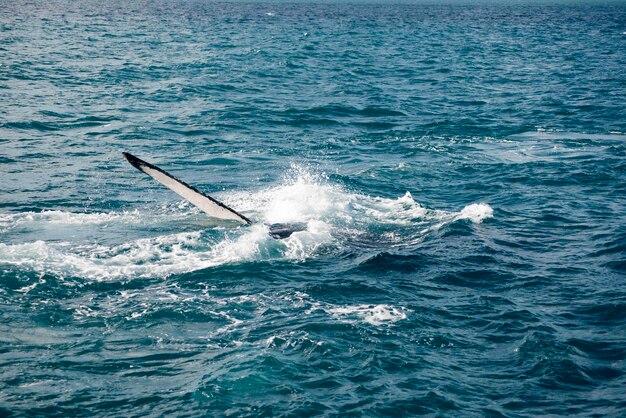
[1, 1, 625, 416]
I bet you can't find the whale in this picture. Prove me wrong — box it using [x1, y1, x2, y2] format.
[122, 152, 307, 239]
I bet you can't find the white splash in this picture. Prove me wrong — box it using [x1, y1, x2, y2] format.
[456, 203, 494, 223]
[353, 191, 427, 225]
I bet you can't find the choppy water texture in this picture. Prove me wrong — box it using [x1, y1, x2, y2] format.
[1, 0, 625, 416]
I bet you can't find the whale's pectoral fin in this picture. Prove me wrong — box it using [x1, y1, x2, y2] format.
[122, 152, 252, 225]
[123, 153, 311, 239]
[268, 222, 308, 239]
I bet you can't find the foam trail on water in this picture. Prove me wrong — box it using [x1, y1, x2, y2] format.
[0, 203, 224, 236]
[0, 165, 492, 280]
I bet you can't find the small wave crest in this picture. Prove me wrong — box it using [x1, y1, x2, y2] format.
[456, 203, 493, 223]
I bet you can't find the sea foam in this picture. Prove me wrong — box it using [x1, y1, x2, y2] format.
[328, 304, 409, 326]
[0, 166, 492, 280]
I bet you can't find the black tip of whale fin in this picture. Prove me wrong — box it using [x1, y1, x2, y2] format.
[123, 152, 146, 171]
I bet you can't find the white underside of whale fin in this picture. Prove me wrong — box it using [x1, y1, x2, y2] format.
[124, 153, 252, 225]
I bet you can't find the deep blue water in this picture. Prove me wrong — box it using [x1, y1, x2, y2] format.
[1, 0, 625, 416]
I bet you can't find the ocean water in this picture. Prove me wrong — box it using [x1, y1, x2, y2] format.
[1, 0, 625, 416]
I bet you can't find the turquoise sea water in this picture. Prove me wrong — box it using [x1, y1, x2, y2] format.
[1, 1, 625, 416]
